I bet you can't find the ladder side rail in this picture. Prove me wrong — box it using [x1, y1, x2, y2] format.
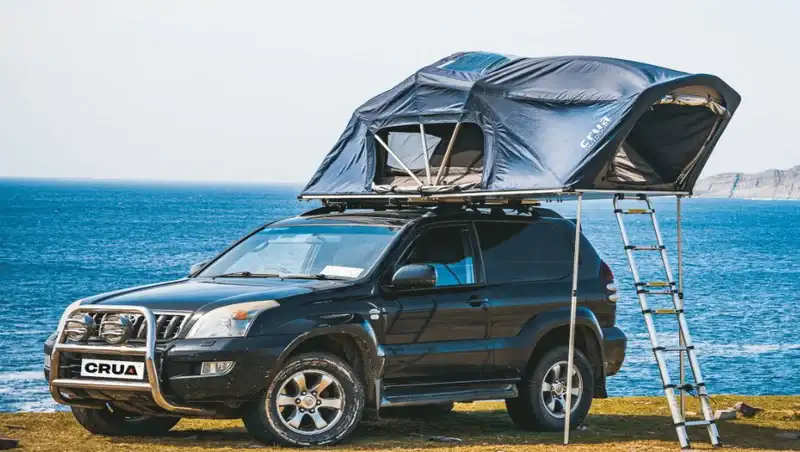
[677, 197, 686, 417]
[643, 197, 721, 446]
[613, 196, 691, 449]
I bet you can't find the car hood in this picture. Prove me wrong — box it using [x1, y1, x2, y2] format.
[86, 278, 350, 312]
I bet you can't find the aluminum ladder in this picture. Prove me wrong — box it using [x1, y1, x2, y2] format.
[613, 194, 721, 450]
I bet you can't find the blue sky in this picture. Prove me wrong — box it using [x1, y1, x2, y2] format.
[1, 1, 797, 183]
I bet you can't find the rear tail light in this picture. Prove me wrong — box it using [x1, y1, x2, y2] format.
[601, 262, 618, 303]
[600, 261, 614, 282]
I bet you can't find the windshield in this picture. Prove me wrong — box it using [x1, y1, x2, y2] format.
[198, 225, 400, 280]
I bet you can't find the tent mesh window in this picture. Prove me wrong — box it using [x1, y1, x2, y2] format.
[373, 122, 484, 192]
[598, 87, 725, 190]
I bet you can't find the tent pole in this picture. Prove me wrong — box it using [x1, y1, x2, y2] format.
[373, 134, 423, 186]
[419, 124, 432, 185]
[434, 122, 462, 185]
[564, 192, 583, 445]
[677, 196, 685, 416]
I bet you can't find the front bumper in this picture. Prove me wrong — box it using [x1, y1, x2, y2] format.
[601, 326, 626, 376]
[47, 305, 293, 416]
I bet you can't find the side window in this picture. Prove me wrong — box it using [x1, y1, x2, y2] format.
[476, 222, 573, 284]
[403, 226, 475, 287]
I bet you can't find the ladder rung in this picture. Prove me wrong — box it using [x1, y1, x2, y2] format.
[643, 308, 684, 315]
[685, 420, 714, 427]
[637, 281, 674, 287]
[665, 383, 706, 391]
[638, 289, 677, 295]
[615, 208, 653, 214]
[625, 245, 665, 251]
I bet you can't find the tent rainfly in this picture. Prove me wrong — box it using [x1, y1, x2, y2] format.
[300, 52, 740, 200]
[299, 52, 740, 449]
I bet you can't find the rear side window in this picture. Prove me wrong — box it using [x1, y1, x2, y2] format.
[476, 222, 573, 284]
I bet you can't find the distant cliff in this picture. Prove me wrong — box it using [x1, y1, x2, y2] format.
[694, 165, 800, 199]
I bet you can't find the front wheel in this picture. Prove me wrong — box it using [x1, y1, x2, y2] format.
[505, 346, 594, 431]
[243, 353, 365, 446]
[71, 406, 180, 436]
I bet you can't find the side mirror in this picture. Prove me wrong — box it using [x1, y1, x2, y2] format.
[391, 264, 436, 290]
[189, 261, 209, 276]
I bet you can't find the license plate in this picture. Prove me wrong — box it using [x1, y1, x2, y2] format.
[80, 358, 145, 380]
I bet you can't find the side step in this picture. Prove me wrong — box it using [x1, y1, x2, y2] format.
[379, 381, 518, 408]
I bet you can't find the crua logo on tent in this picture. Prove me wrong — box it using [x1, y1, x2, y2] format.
[580, 116, 612, 150]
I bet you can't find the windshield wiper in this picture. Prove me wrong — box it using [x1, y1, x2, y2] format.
[213, 271, 281, 278]
[279, 273, 350, 281]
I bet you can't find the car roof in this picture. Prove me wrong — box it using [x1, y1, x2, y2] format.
[271, 206, 565, 228]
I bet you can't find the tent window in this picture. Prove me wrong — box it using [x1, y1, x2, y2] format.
[373, 123, 484, 192]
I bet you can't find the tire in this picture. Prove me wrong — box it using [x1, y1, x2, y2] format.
[380, 401, 455, 418]
[243, 353, 365, 447]
[505, 346, 594, 431]
[71, 406, 181, 436]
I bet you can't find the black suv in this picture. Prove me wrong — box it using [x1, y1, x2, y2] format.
[44, 205, 626, 446]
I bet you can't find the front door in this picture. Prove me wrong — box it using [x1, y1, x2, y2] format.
[381, 223, 490, 384]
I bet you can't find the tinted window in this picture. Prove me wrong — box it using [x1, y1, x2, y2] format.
[404, 226, 475, 287]
[476, 222, 573, 283]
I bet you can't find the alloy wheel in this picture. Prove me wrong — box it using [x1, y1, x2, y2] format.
[273, 369, 345, 435]
[539, 360, 583, 419]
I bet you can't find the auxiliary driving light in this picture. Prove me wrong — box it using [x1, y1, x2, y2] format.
[99, 314, 134, 345]
[201, 361, 234, 376]
[64, 313, 96, 342]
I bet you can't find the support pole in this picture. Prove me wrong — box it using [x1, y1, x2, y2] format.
[373, 134, 423, 186]
[419, 123, 432, 185]
[434, 122, 462, 185]
[677, 196, 685, 416]
[564, 192, 583, 445]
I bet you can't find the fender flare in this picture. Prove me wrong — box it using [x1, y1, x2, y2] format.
[512, 306, 606, 389]
[523, 306, 604, 352]
[270, 318, 385, 386]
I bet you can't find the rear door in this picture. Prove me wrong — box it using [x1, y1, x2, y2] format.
[474, 220, 576, 379]
[380, 222, 491, 383]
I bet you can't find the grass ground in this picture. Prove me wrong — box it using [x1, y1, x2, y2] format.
[1, 396, 798, 451]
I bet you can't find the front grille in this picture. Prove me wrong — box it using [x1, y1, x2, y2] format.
[88, 312, 190, 342]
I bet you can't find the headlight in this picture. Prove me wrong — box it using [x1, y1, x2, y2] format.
[185, 300, 279, 339]
[56, 300, 84, 337]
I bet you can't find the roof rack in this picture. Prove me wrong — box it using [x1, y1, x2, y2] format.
[298, 197, 546, 217]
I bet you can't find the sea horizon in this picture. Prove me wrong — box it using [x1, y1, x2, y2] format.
[1, 179, 798, 412]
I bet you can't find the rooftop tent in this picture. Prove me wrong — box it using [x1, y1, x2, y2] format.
[300, 52, 740, 199]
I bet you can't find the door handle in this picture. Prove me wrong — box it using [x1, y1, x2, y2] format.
[467, 296, 489, 307]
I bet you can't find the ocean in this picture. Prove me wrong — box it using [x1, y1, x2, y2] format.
[1, 179, 798, 412]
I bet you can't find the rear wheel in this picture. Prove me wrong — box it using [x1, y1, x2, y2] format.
[243, 353, 365, 446]
[506, 346, 594, 431]
[71, 405, 180, 436]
